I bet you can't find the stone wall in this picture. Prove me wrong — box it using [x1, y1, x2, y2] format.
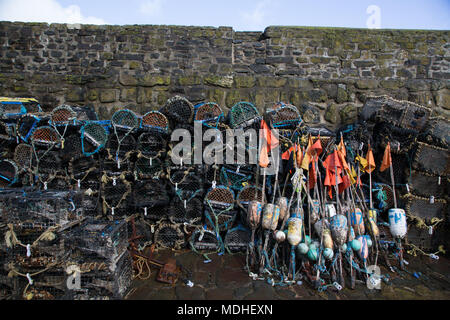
[0, 22, 449, 127]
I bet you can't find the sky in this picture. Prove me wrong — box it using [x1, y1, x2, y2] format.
[0, 0, 449, 31]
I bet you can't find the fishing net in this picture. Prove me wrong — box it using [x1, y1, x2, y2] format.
[63, 218, 128, 262]
[111, 109, 140, 132]
[228, 101, 261, 129]
[426, 117, 450, 147]
[137, 132, 166, 158]
[267, 102, 302, 129]
[60, 133, 83, 163]
[190, 228, 219, 252]
[134, 156, 164, 180]
[361, 96, 431, 132]
[106, 132, 136, 157]
[204, 186, 236, 232]
[168, 197, 203, 225]
[0, 159, 19, 187]
[169, 169, 204, 202]
[100, 174, 132, 217]
[224, 225, 251, 253]
[194, 102, 224, 128]
[0, 101, 26, 119]
[50, 105, 77, 125]
[133, 179, 170, 209]
[35, 150, 62, 174]
[30, 126, 60, 149]
[65, 250, 132, 299]
[141, 111, 169, 134]
[153, 222, 185, 250]
[406, 170, 447, 198]
[412, 142, 450, 176]
[39, 174, 70, 191]
[69, 155, 99, 181]
[160, 96, 194, 125]
[81, 122, 108, 156]
[406, 225, 435, 252]
[219, 164, 254, 192]
[16, 114, 43, 143]
[236, 186, 263, 209]
[403, 193, 447, 221]
[372, 183, 395, 212]
[0, 121, 13, 142]
[71, 105, 98, 122]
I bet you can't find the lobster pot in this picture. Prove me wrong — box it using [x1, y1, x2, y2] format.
[65, 250, 132, 300]
[76, 171, 101, 191]
[372, 122, 418, 156]
[35, 150, 62, 174]
[16, 114, 44, 143]
[69, 105, 98, 122]
[167, 197, 202, 225]
[287, 217, 303, 246]
[403, 194, 447, 221]
[412, 142, 450, 176]
[133, 179, 170, 209]
[194, 102, 224, 127]
[141, 111, 169, 134]
[60, 133, 83, 162]
[137, 132, 166, 158]
[63, 218, 128, 263]
[0, 159, 19, 187]
[16, 267, 67, 300]
[375, 152, 409, 185]
[261, 204, 280, 231]
[361, 96, 431, 132]
[140, 205, 167, 221]
[106, 133, 136, 157]
[154, 222, 185, 250]
[111, 109, 140, 133]
[101, 156, 131, 175]
[350, 208, 365, 236]
[204, 208, 238, 232]
[406, 224, 437, 252]
[0, 189, 84, 228]
[50, 105, 77, 125]
[100, 175, 131, 217]
[228, 102, 260, 129]
[219, 165, 254, 192]
[191, 228, 219, 252]
[81, 122, 108, 156]
[224, 226, 251, 253]
[127, 217, 153, 249]
[406, 170, 447, 198]
[329, 214, 348, 246]
[160, 96, 194, 126]
[203, 187, 235, 230]
[134, 156, 164, 179]
[237, 186, 263, 211]
[171, 171, 204, 201]
[388, 208, 407, 239]
[426, 117, 450, 147]
[267, 102, 302, 129]
[38, 174, 70, 191]
[69, 155, 99, 181]
[30, 126, 60, 150]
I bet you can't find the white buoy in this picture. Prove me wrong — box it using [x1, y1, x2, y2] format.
[388, 208, 407, 239]
[261, 204, 280, 231]
[287, 217, 303, 246]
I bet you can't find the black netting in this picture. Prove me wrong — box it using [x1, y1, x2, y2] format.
[137, 132, 166, 157]
[133, 179, 170, 209]
[154, 223, 185, 249]
[405, 194, 447, 220]
[228, 102, 260, 129]
[106, 133, 136, 157]
[69, 155, 98, 180]
[224, 226, 251, 253]
[412, 142, 450, 176]
[0, 159, 19, 187]
[134, 156, 164, 179]
[191, 229, 219, 251]
[160, 96, 194, 125]
[267, 102, 302, 129]
[168, 197, 203, 224]
[36, 150, 62, 174]
[407, 170, 447, 198]
[81, 122, 108, 156]
[111, 110, 140, 131]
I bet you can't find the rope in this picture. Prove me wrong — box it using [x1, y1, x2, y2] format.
[406, 243, 446, 258]
[5, 223, 58, 249]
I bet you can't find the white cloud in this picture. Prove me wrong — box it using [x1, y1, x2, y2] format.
[240, 0, 272, 30]
[139, 0, 163, 16]
[0, 0, 106, 25]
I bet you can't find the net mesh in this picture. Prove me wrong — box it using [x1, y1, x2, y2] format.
[36, 150, 62, 174]
[191, 229, 219, 251]
[134, 156, 164, 179]
[137, 132, 166, 157]
[16, 115, 42, 143]
[428, 118, 450, 147]
[407, 170, 446, 198]
[405, 194, 447, 221]
[195, 102, 223, 127]
[13, 143, 33, 170]
[101, 175, 131, 217]
[219, 165, 254, 192]
[161, 96, 194, 125]
[224, 226, 251, 253]
[237, 186, 263, 208]
[154, 223, 185, 250]
[228, 102, 260, 129]
[133, 179, 170, 208]
[268, 102, 302, 129]
[141, 111, 169, 134]
[111, 110, 140, 131]
[81, 122, 108, 156]
[106, 133, 136, 156]
[168, 197, 203, 224]
[31, 126, 60, 147]
[412, 142, 450, 176]
[0, 159, 18, 187]
[50, 105, 76, 124]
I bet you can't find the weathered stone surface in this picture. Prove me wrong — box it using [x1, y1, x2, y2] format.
[325, 104, 340, 124]
[99, 89, 116, 103]
[340, 103, 359, 124]
[204, 75, 233, 88]
[434, 89, 450, 110]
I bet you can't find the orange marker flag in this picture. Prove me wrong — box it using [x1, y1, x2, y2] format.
[300, 135, 314, 170]
[338, 135, 346, 158]
[380, 142, 392, 172]
[296, 144, 304, 168]
[261, 119, 279, 151]
[282, 145, 294, 160]
[311, 136, 323, 156]
[309, 155, 317, 189]
[365, 144, 376, 174]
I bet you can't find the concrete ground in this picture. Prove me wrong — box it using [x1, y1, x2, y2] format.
[125, 249, 450, 300]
